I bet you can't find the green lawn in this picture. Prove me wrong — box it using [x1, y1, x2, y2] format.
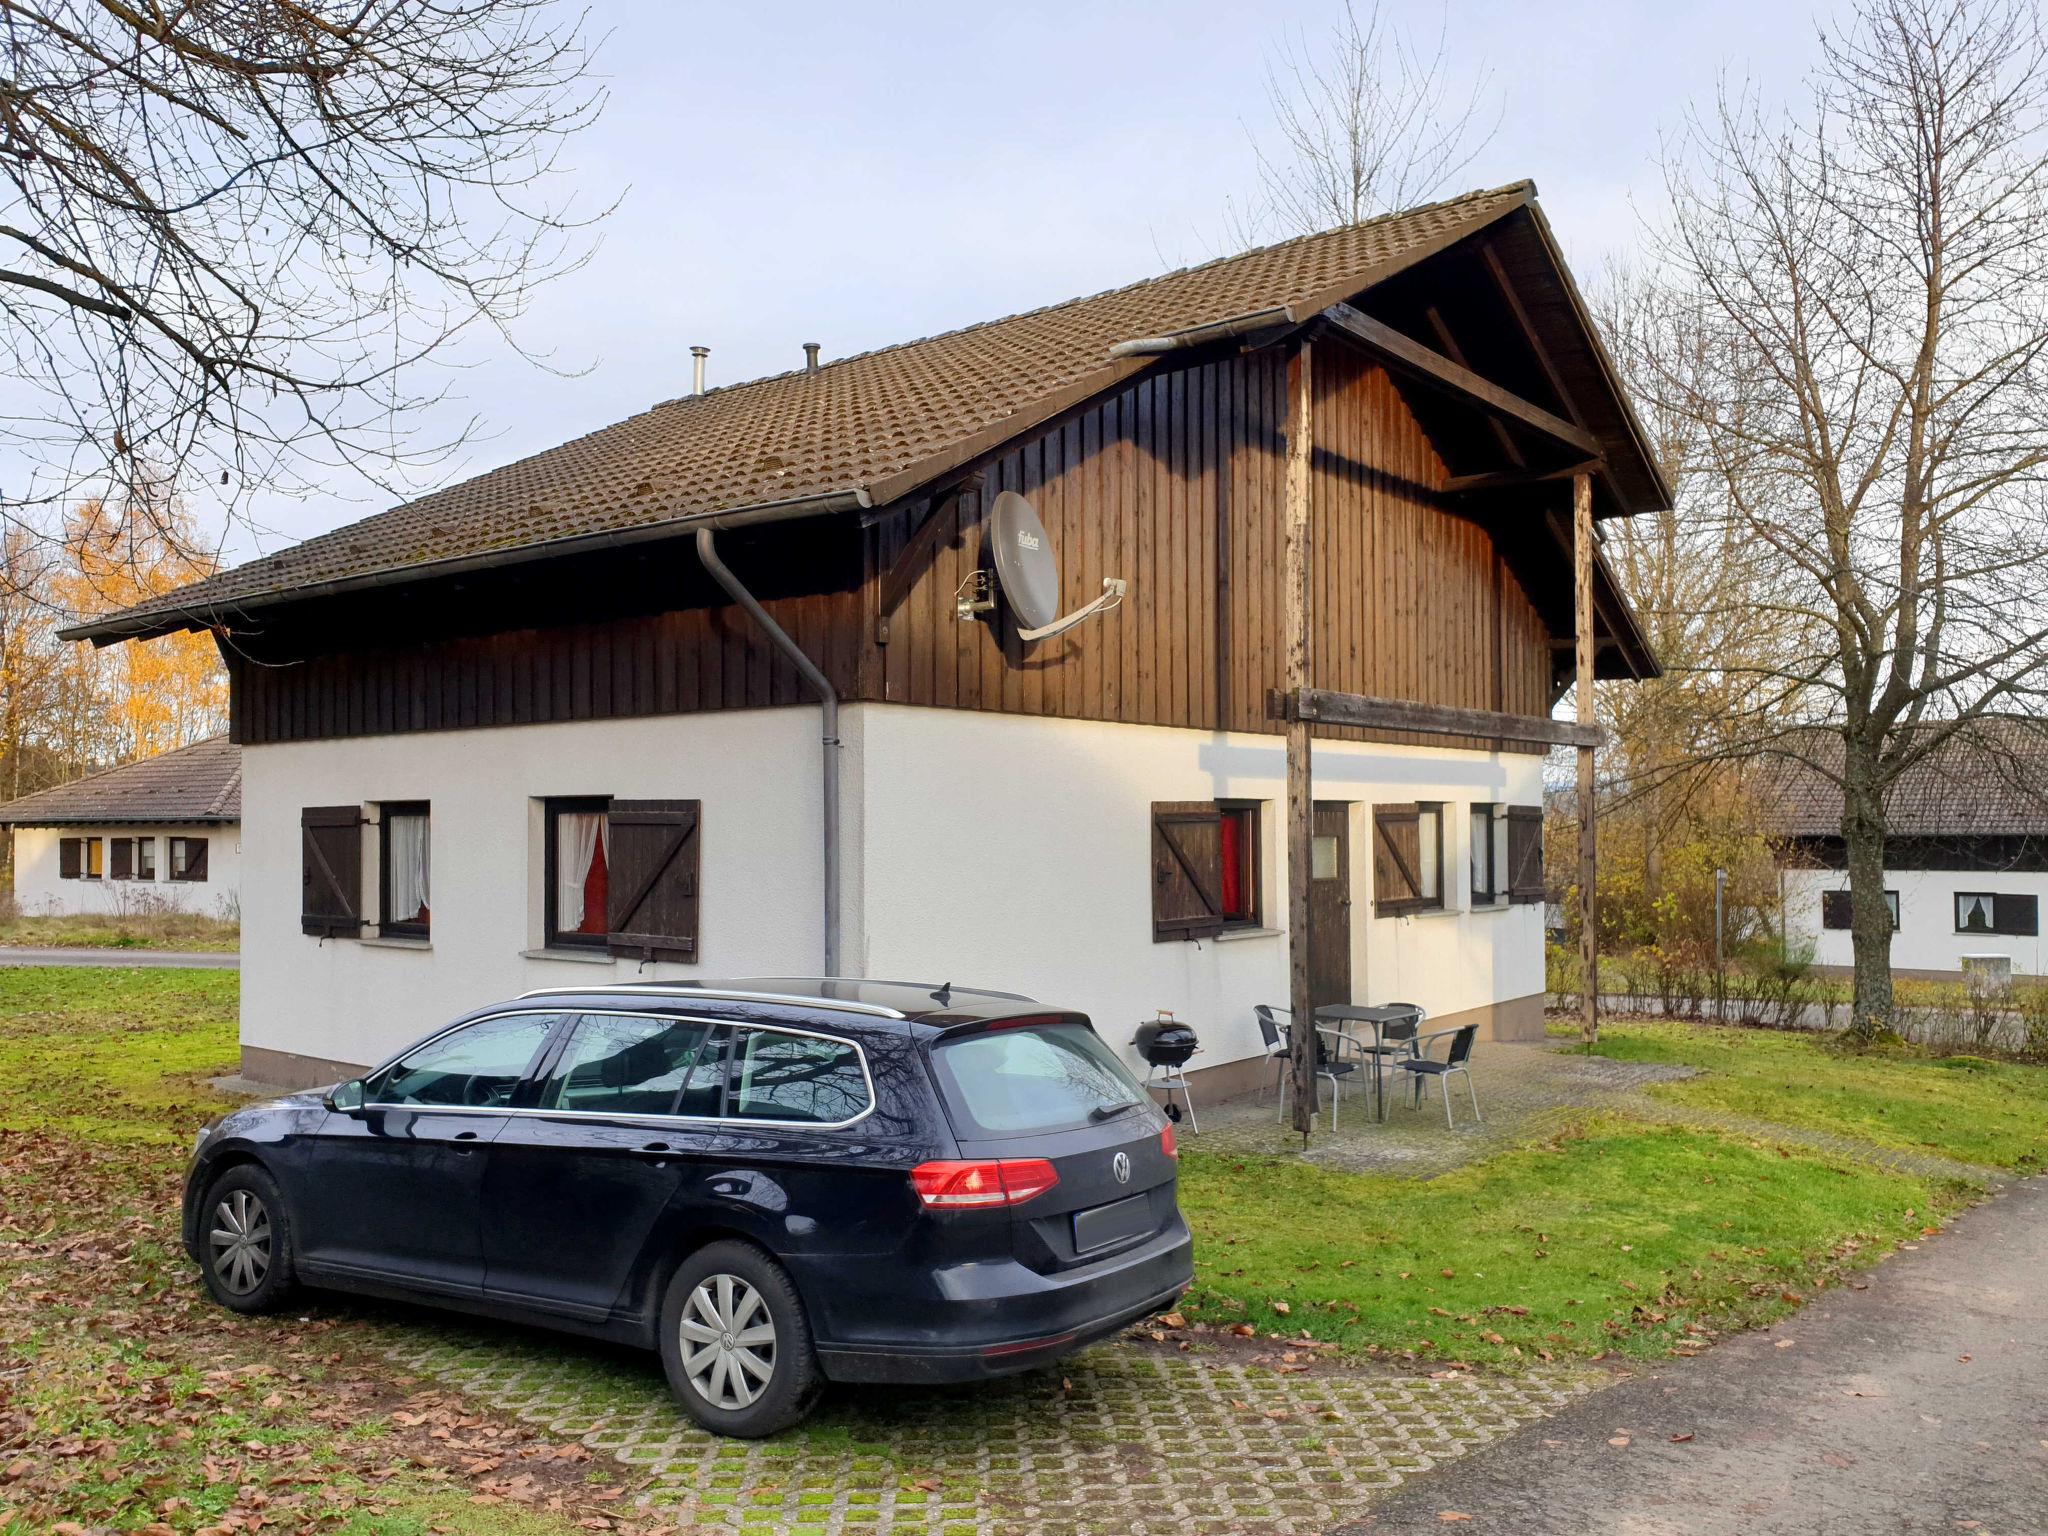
[2, 972, 2037, 1528]
[0, 909, 240, 952]
[1567, 1020, 2048, 1170]
[1176, 1117, 1946, 1366]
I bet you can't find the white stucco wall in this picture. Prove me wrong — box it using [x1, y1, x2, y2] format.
[240, 709, 825, 1071]
[9, 823, 240, 918]
[239, 702, 1548, 1081]
[856, 705, 1548, 1077]
[1782, 866, 2048, 976]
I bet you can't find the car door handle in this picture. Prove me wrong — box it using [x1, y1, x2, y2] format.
[448, 1129, 482, 1155]
[633, 1141, 674, 1160]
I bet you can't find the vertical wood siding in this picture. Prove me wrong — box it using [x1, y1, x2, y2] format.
[231, 339, 1558, 749]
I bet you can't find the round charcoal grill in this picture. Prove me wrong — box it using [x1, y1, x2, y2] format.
[1132, 1015, 1200, 1131]
[1133, 1018, 1199, 1068]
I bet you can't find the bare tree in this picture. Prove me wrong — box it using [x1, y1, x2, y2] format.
[1229, 0, 1501, 246]
[0, 1, 609, 555]
[1643, 0, 2048, 1038]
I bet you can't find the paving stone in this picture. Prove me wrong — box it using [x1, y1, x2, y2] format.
[381, 1324, 1597, 1535]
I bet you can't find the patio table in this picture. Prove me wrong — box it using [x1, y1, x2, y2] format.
[1315, 1004, 1423, 1122]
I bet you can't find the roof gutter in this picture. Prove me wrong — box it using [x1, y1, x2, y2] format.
[1106, 304, 1299, 359]
[60, 486, 875, 645]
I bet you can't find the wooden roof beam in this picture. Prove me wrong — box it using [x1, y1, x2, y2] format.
[1319, 302, 1603, 460]
[1444, 458, 1603, 495]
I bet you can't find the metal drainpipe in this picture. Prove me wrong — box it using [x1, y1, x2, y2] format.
[694, 526, 840, 976]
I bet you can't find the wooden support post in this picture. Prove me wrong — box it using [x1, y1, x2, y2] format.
[1284, 340, 1318, 1137]
[1573, 471, 1598, 1046]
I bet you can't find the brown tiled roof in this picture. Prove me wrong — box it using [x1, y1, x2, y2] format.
[0, 737, 240, 826]
[71, 182, 1577, 642]
[1756, 719, 2048, 839]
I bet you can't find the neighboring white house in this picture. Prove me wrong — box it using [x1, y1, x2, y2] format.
[61, 183, 1671, 1091]
[0, 736, 241, 920]
[1769, 721, 2048, 978]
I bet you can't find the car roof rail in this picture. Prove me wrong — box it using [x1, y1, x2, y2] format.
[511, 983, 907, 1020]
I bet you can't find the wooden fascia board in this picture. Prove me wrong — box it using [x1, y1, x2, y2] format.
[1268, 685, 1604, 749]
[1319, 302, 1604, 459]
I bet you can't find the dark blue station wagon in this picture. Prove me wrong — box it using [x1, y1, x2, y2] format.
[183, 979, 1194, 1435]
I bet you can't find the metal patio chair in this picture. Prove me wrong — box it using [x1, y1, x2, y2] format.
[1254, 1005, 1293, 1119]
[1393, 1023, 1483, 1129]
[1310, 1025, 1374, 1129]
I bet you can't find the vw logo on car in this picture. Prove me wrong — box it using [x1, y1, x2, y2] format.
[1112, 1151, 1132, 1185]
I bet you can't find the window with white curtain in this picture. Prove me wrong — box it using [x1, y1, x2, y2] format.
[380, 803, 431, 937]
[546, 797, 612, 948]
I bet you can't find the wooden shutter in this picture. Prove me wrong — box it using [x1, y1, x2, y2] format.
[58, 837, 80, 878]
[110, 838, 132, 880]
[1151, 802, 1226, 940]
[183, 837, 210, 882]
[301, 807, 365, 937]
[1820, 890, 1853, 930]
[1506, 805, 1545, 904]
[1372, 804, 1422, 915]
[1994, 894, 2039, 937]
[606, 800, 702, 962]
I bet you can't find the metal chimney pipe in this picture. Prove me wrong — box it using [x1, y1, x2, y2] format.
[803, 342, 821, 373]
[690, 345, 709, 395]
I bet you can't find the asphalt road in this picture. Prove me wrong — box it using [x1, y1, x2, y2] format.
[1343, 1176, 2048, 1536]
[0, 945, 237, 968]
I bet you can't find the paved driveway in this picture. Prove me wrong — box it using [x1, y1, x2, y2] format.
[1342, 1177, 2048, 1534]
[0, 945, 236, 968]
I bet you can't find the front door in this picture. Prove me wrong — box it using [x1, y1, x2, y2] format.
[1309, 802, 1352, 1012]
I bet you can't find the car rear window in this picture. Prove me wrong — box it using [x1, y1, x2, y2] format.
[929, 1023, 1146, 1140]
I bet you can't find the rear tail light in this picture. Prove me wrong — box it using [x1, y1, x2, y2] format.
[1160, 1122, 1178, 1159]
[910, 1158, 1061, 1209]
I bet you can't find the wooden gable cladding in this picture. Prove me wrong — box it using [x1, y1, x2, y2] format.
[865, 340, 1557, 752]
[226, 339, 1567, 751]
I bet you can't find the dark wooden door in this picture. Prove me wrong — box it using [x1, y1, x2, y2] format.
[1309, 803, 1352, 1012]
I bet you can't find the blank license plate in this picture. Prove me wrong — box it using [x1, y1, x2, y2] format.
[1073, 1194, 1152, 1254]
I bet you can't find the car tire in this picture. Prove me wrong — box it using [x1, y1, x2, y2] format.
[197, 1163, 297, 1313]
[658, 1240, 820, 1438]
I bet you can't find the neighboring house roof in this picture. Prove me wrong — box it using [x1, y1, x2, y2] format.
[0, 737, 241, 827]
[66, 180, 1669, 645]
[1756, 719, 2048, 840]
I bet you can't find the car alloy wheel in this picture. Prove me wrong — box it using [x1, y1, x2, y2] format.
[208, 1187, 272, 1296]
[678, 1273, 777, 1410]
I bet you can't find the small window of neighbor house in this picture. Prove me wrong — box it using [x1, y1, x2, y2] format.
[1955, 891, 2037, 937]
[82, 836, 103, 880]
[168, 836, 208, 882]
[135, 836, 155, 880]
[58, 837, 81, 879]
[1821, 889, 1899, 931]
[379, 802, 431, 938]
[1470, 804, 1504, 905]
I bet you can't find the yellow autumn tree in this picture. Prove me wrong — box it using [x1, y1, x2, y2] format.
[54, 498, 227, 760]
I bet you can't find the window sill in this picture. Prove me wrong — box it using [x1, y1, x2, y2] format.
[359, 935, 432, 952]
[1376, 905, 1455, 921]
[521, 946, 614, 965]
[1212, 925, 1284, 944]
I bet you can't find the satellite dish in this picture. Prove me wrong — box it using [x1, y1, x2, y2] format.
[967, 491, 1126, 643]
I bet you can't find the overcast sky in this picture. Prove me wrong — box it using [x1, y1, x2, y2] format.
[228, 0, 1836, 561]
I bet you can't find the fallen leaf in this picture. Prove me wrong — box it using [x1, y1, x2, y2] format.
[1670, 1432, 1694, 1443]
[1958, 1354, 1972, 1363]
[1608, 1434, 1631, 1448]
[1775, 1339, 1796, 1349]
[1161, 1312, 1188, 1330]
[1438, 1514, 1473, 1523]
[1271, 1300, 1291, 1316]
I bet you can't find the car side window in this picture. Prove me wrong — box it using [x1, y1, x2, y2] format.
[727, 1028, 869, 1125]
[370, 1013, 559, 1109]
[536, 1014, 728, 1117]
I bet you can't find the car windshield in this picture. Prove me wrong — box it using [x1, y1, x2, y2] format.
[929, 1022, 1145, 1140]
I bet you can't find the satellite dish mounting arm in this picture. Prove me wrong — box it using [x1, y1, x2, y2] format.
[1016, 577, 1127, 643]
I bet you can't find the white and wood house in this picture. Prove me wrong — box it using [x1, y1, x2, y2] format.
[0, 736, 242, 919]
[67, 182, 1666, 1091]
[1767, 721, 2048, 978]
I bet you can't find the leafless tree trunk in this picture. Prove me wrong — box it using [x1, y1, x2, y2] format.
[0, 1, 611, 560]
[1230, 0, 1501, 246]
[1643, 0, 2048, 1039]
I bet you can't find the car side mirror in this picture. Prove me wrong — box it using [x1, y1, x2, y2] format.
[325, 1079, 366, 1115]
